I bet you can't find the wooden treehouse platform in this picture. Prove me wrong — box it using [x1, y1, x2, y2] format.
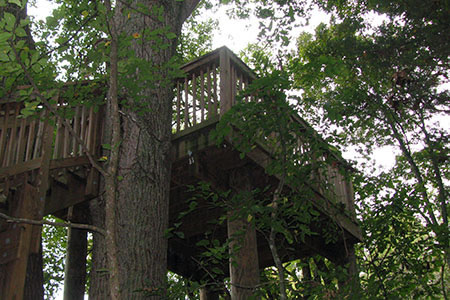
[0, 46, 361, 297]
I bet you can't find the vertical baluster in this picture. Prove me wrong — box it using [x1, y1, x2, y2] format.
[16, 115, 27, 164]
[0, 103, 10, 166]
[25, 118, 37, 161]
[79, 105, 87, 156]
[63, 116, 70, 158]
[192, 73, 197, 125]
[6, 104, 20, 166]
[200, 69, 205, 122]
[72, 106, 81, 156]
[86, 106, 94, 152]
[207, 65, 212, 118]
[184, 77, 189, 128]
[230, 65, 236, 106]
[176, 82, 181, 132]
[32, 110, 45, 159]
[53, 105, 63, 159]
[213, 65, 218, 114]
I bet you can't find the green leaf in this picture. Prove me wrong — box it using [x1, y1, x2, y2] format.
[0, 32, 11, 43]
[211, 267, 224, 275]
[15, 27, 26, 37]
[8, 0, 21, 7]
[195, 239, 209, 247]
[4, 12, 16, 31]
[166, 32, 177, 40]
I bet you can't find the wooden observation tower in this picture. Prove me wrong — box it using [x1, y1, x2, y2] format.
[0, 47, 361, 298]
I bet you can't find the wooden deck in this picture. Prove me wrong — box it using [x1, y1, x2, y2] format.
[0, 46, 361, 297]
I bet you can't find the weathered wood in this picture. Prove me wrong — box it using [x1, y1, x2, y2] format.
[184, 77, 189, 128]
[0, 103, 10, 166]
[0, 182, 37, 300]
[200, 69, 205, 122]
[176, 82, 181, 132]
[44, 173, 87, 215]
[207, 66, 212, 117]
[227, 169, 260, 300]
[199, 287, 220, 300]
[193, 73, 197, 125]
[63, 206, 88, 300]
[219, 48, 232, 115]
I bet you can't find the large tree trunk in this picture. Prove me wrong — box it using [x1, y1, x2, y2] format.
[89, 1, 199, 298]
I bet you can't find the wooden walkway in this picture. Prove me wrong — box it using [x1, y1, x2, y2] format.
[0, 46, 361, 298]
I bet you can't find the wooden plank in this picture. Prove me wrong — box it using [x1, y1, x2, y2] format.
[192, 74, 197, 125]
[0, 103, 10, 166]
[207, 66, 212, 118]
[45, 173, 87, 215]
[180, 49, 220, 74]
[219, 48, 231, 115]
[53, 113, 63, 159]
[85, 106, 94, 152]
[6, 104, 20, 166]
[16, 117, 27, 164]
[49, 156, 90, 170]
[79, 106, 87, 156]
[0, 158, 41, 180]
[200, 70, 205, 122]
[32, 111, 45, 159]
[1, 183, 37, 300]
[176, 82, 181, 132]
[213, 65, 218, 115]
[72, 106, 81, 156]
[184, 77, 189, 128]
[24, 117, 37, 161]
[0, 227, 22, 264]
[63, 119, 70, 158]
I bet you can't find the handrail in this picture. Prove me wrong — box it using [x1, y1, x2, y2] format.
[0, 95, 103, 176]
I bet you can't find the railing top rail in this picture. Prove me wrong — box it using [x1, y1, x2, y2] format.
[179, 46, 257, 80]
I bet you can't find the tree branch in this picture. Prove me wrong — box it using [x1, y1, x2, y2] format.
[0, 212, 105, 235]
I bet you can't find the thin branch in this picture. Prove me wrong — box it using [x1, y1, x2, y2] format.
[0, 212, 105, 235]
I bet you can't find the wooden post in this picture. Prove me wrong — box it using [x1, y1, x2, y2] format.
[338, 243, 360, 297]
[219, 47, 232, 116]
[227, 169, 260, 300]
[199, 286, 219, 300]
[63, 206, 88, 300]
[0, 182, 38, 300]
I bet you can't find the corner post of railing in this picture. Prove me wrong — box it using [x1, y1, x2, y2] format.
[219, 47, 232, 116]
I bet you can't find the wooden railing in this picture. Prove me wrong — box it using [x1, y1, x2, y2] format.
[172, 47, 354, 213]
[173, 46, 256, 133]
[0, 47, 354, 216]
[0, 93, 103, 179]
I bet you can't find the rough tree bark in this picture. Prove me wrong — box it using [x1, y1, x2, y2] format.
[89, 1, 200, 298]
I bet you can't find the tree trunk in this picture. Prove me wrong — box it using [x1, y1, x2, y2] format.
[89, 1, 199, 298]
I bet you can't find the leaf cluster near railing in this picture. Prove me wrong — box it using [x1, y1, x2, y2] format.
[0, 97, 102, 178]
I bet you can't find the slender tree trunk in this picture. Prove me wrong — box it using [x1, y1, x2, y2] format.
[89, 1, 199, 298]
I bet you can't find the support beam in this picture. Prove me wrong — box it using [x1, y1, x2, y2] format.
[227, 169, 260, 300]
[199, 286, 220, 300]
[63, 205, 89, 300]
[0, 182, 38, 299]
